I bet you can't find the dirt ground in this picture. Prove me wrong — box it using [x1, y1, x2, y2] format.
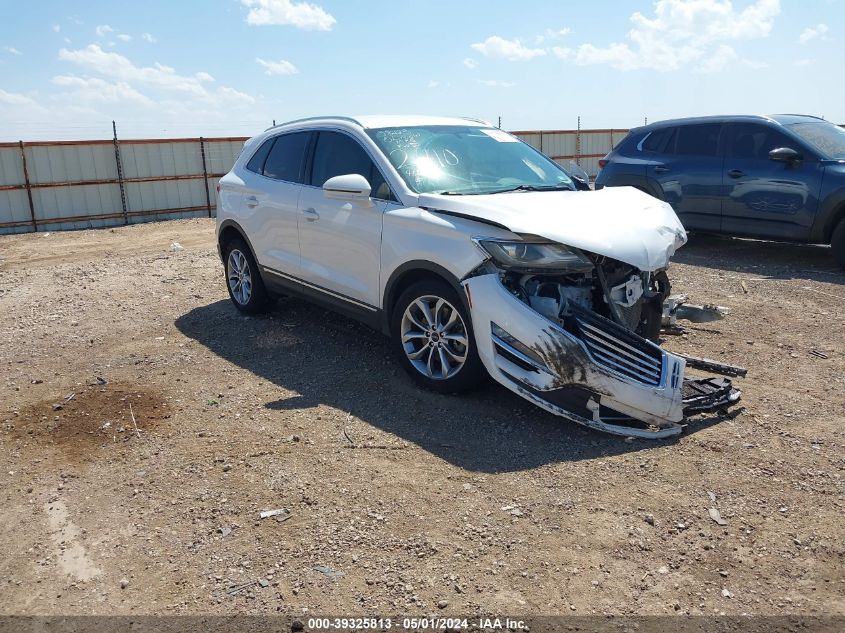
[0, 218, 842, 617]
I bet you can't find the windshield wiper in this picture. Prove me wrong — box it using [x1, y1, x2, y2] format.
[483, 184, 573, 194]
[438, 190, 467, 195]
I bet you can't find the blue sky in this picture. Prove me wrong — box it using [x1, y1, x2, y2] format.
[0, 0, 842, 140]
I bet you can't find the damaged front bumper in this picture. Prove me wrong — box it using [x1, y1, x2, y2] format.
[464, 273, 741, 439]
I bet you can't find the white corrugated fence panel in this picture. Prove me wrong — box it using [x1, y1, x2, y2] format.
[25, 143, 118, 184]
[204, 140, 244, 175]
[120, 141, 203, 179]
[0, 146, 24, 187]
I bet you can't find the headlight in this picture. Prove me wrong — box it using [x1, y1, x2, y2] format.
[474, 238, 593, 272]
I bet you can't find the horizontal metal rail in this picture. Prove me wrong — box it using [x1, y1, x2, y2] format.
[0, 172, 227, 192]
[0, 204, 216, 229]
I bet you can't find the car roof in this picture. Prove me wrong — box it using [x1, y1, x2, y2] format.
[267, 114, 492, 132]
[636, 113, 825, 132]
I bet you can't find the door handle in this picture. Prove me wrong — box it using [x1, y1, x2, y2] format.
[728, 169, 746, 179]
[653, 165, 669, 173]
[301, 208, 320, 222]
[245, 195, 259, 208]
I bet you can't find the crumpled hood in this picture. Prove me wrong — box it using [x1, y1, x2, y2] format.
[419, 186, 688, 271]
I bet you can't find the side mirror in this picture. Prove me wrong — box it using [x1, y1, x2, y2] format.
[769, 147, 803, 163]
[323, 174, 372, 205]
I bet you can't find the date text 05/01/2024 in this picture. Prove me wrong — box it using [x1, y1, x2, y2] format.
[305, 617, 527, 630]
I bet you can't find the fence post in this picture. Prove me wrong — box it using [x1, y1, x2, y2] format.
[18, 141, 37, 232]
[539, 130, 544, 154]
[576, 116, 581, 165]
[199, 137, 212, 218]
[112, 120, 129, 224]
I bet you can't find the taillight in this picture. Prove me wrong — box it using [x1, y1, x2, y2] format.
[598, 157, 609, 169]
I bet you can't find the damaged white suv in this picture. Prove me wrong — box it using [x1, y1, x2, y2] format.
[217, 115, 740, 438]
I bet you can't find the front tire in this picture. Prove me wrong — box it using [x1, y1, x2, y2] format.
[391, 280, 485, 393]
[831, 218, 845, 269]
[223, 238, 273, 314]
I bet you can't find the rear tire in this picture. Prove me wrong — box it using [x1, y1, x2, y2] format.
[831, 219, 845, 269]
[391, 280, 485, 393]
[222, 237, 273, 314]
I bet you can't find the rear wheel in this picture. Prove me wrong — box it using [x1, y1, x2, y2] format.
[831, 218, 845, 269]
[391, 280, 485, 393]
[223, 237, 273, 313]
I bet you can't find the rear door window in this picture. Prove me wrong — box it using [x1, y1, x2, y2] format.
[675, 124, 722, 157]
[263, 132, 310, 182]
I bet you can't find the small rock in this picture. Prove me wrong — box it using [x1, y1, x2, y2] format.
[721, 588, 733, 598]
[291, 620, 304, 632]
[437, 599, 449, 609]
[259, 579, 269, 588]
[222, 464, 232, 472]
[644, 514, 655, 525]
[120, 578, 129, 589]
[708, 508, 728, 526]
[218, 527, 232, 537]
[658, 566, 669, 575]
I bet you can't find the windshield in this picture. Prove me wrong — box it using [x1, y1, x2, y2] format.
[786, 121, 845, 159]
[366, 125, 574, 194]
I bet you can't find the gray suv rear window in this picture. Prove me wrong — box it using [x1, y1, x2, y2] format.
[675, 124, 721, 156]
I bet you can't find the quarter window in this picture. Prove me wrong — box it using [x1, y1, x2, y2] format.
[263, 132, 310, 183]
[641, 127, 674, 153]
[675, 124, 721, 157]
[245, 138, 274, 174]
[310, 131, 394, 201]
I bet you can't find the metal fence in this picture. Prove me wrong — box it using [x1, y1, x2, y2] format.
[0, 128, 627, 235]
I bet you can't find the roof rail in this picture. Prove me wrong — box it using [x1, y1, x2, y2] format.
[460, 116, 493, 126]
[264, 115, 363, 131]
[771, 113, 825, 121]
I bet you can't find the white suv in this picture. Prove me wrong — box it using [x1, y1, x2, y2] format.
[217, 115, 740, 438]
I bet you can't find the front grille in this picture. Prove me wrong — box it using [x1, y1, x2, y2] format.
[568, 303, 663, 386]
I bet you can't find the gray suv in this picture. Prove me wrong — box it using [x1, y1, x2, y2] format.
[595, 114, 845, 267]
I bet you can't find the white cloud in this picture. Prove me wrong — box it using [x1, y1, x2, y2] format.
[471, 35, 547, 61]
[241, 0, 336, 30]
[216, 86, 256, 104]
[570, 0, 781, 71]
[477, 79, 516, 88]
[255, 57, 299, 75]
[117, 34, 132, 42]
[463, 57, 478, 70]
[52, 24, 61, 33]
[95, 24, 114, 37]
[799, 23, 829, 44]
[0, 89, 36, 106]
[551, 46, 572, 60]
[3, 46, 22, 56]
[142, 33, 157, 43]
[195, 71, 215, 82]
[58, 44, 214, 96]
[427, 80, 440, 88]
[696, 44, 737, 73]
[51, 75, 153, 106]
[793, 58, 816, 67]
[536, 28, 571, 45]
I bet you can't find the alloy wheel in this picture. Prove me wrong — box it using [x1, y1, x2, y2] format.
[400, 295, 469, 380]
[227, 249, 252, 306]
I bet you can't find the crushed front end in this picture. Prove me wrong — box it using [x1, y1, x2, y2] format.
[463, 246, 742, 438]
